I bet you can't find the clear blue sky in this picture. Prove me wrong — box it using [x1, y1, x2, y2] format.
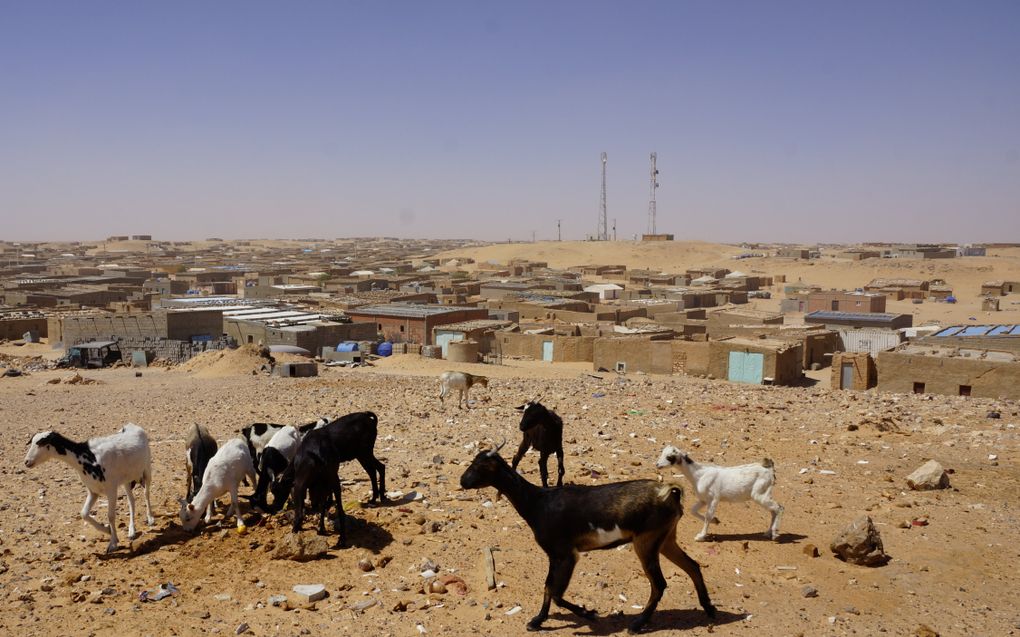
[2, 1, 1018, 243]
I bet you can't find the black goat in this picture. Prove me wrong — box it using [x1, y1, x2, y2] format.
[185, 423, 218, 500]
[511, 400, 564, 488]
[272, 411, 387, 546]
[460, 441, 715, 633]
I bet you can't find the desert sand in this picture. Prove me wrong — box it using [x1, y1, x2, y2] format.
[2, 346, 1018, 636]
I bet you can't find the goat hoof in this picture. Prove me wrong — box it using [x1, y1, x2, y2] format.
[704, 604, 718, 619]
[525, 617, 545, 631]
[627, 618, 649, 634]
[578, 607, 597, 620]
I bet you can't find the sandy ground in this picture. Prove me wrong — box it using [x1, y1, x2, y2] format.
[1, 350, 1018, 637]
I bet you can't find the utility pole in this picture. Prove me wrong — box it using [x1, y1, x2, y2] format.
[557, 219, 562, 241]
[532, 230, 536, 243]
[612, 219, 617, 241]
[647, 152, 659, 235]
[597, 152, 608, 241]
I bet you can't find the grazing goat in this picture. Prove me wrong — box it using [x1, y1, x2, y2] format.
[657, 445, 783, 541]
[178, 438, 256, 531]
[439, 371, 488, 409]
[252, 418, 327, 510]
[511, 400, 565, 488]
[460, 441, 715, 633]
[185, 423, 218, 501]
[273, 411, 387, 547]
[24, 423, 154, 553]
[240, 422, 286, 468]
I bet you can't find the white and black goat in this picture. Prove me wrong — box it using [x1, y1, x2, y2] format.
[185, 423, 218, 501]
[656, 445, 783, 541]
[240, 422, 286, 468]
[511, 400, 565, 488]
[439, 370, 488, 409]
[24, 423, 154, 553]
[251, 418, 327, 510]
[272, 411, 387, 547]
[178, 437, 256, 531]
[461, 440, 715, 633]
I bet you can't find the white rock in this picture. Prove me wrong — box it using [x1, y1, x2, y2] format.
[292, 584, 327, 603]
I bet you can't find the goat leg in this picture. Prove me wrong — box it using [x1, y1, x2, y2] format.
[142, 468, 154, 526]
[538, 452, 550, 488]
[332, 476, 347, 548]
[80, 490, 111, 537]
[629, 533, 669, 633]
[124, 484, 138, 539]
[556, 450, 565, 487]
[510, 440, 529, 473]
[105, 489, 120, 553]
[660, 532, 716, 619]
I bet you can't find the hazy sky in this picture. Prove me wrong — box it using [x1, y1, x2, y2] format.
[2, 2, 1018, 244]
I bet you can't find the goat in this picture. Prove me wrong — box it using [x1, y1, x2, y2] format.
[185, 423, 218, 501]
[460, 440, 715, 633]
[178, 437, 256, 531]
[240, 422, 286, 468]
[438, 370, 488, 409]
[656, 445, 783, 541]
[24, 423, 154, 553]
[511, 400, 564, 488]
[251, 418, 327, 510]
[273, 411, 387, 547]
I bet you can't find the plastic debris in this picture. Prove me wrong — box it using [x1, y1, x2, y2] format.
[139, 582, 179, 602]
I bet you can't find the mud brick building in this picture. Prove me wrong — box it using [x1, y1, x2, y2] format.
[806, 291, 886, 314]
[344, 304, 489, 345]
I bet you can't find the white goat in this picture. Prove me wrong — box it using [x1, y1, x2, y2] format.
[439, 371, 489, 409]
[178, 438, 256, 531]
[656, 445, 783, 541]
[24, 423, 154, 553]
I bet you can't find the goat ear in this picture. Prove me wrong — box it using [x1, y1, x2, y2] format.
[514, 404, 526, 411]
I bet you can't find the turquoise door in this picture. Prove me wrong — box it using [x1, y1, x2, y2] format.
[727, 351, 764, 384]
[542, 341, 554, 362]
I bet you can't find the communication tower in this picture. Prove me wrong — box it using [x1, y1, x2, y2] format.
[597, 152, 608, 241]
[647, 152, 659, 235]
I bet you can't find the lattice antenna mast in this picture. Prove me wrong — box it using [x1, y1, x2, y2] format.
[647, 152, 659, 235]
[597, 152, 608, 240]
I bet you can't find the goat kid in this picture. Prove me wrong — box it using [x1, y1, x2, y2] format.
[25, 423, 154, 553]
[438, 371, 488, 409]
[511, 399, 565, 488]
[178, 438, 256, 531]
[656, 445, 783, 541]
[185, 423, 218, 501]
[461, 440, 714, 633]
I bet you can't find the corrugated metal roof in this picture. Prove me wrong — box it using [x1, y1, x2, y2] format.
[346, 303, 477, 318]
[806, 311, 903, 322]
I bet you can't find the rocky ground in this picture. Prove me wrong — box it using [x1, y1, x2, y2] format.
[0, 356, 1018, 636]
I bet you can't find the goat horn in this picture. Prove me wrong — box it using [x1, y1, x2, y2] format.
[486, 437, 507, 457]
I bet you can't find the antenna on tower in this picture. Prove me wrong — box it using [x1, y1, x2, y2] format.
[597, 152, 608, 241]
[647, 152, 659, 235]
